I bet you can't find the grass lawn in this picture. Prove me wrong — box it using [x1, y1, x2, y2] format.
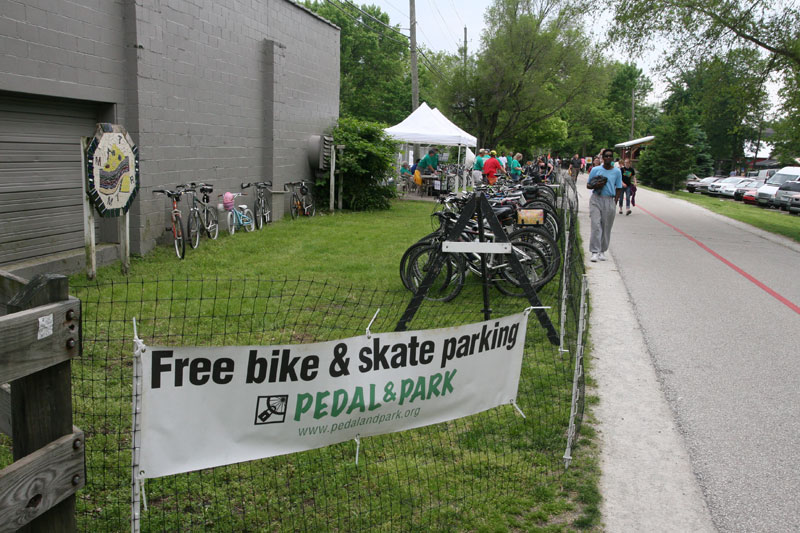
[661, 190, 800, 243]
[3, 198, 600, 532]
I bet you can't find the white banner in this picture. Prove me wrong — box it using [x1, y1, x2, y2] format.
[136, 312, 529, 479]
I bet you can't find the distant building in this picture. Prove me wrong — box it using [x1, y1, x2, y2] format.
[614, 136, 655, 163]
[0, 0, 340, 275]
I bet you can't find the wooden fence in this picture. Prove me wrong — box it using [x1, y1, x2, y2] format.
[0, 270, 83, 533]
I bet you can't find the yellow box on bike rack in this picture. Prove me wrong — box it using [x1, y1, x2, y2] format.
[517, 208, 544, 225]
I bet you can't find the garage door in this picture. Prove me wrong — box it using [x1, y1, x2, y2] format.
[0, 92, 101, 266]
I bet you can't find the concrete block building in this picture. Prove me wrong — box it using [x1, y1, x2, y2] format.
[0, 0, 340, 275]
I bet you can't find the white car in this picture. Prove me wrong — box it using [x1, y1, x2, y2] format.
[709, 176, 750, 196]
[720, 178, 755, 197]
[756, 167, 800, 207]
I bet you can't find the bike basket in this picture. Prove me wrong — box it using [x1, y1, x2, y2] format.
[517, 209, 544, 225]
[300, 185, 309, 196]
[222, 192, 235, 211]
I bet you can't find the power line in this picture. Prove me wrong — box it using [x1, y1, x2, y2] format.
[426, 0, 462, 51]
[321, 0, 447, 82]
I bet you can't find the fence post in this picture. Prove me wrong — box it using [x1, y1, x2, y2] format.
[1, 272, 81, 532]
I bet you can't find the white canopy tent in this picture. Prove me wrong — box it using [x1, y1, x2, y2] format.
[384, 102, 477, 191]
[384, 102, 476, 147]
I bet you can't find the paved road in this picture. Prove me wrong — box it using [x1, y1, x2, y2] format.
[579, 183, 800, 532]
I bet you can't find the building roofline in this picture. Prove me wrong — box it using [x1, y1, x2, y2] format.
[284, 0, 340, 31]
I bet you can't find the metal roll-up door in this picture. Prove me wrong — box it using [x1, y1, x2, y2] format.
[0, 92, 101, 266]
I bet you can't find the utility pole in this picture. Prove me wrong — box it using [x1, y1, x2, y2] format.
[630, 85, 635, 140]
[409, 0, 419, 111]
[463, 26, 467, 72]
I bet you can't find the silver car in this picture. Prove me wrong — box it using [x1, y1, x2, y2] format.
[774, 180, 800, 210]
[711, 177, 751, 197]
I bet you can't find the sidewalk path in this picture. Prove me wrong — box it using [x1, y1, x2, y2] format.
[579, 181, 800, 532]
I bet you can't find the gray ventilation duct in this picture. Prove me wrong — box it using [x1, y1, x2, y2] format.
[307, 134, 334, 172]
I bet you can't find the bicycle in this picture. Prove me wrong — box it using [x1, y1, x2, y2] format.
[152, 187, 187, 259]
[180, 182, 219, 248]
[221, 192, 255, 234]
[284, 181, 315, 219]
[241, 181, 272, 229]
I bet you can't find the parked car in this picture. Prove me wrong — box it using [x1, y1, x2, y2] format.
[734, 180, 765, 201]
[685, 175, 704, 193]
[788, 193, 800, 214]
[721, 178, 754, 198]
[774, 180, 800, 210]
[743, 188, 759, 205]
[690, 176, 721, 194]
[757, 169, 777, 181]
[709, 176, 750, 196]
[756, 167, 800, 207]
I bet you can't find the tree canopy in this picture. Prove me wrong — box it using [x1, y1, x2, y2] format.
[611, 0, 800, 73]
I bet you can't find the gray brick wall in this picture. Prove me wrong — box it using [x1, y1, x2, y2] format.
[0, 0, 127, 103]
[0, 0, 339, 257]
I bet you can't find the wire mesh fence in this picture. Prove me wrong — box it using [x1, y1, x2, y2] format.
[22, 176, 587, 531]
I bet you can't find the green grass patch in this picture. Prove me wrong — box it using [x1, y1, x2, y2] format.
[9, 199, 599, 531]
[660, 189, 800, 243]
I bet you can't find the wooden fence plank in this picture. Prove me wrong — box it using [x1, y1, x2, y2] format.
[9, 273, 77, 532]
[0, 427, 85, 533]
[0, 300, 79, 384]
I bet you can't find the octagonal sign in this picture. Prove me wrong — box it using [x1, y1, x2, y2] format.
[85, 123, 140, 217]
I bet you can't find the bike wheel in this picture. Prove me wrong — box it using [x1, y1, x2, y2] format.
[304, 195, 316, 217]
[243, 208, 256, 232]
[493, 241, 549, 296]
[173, 214, 186, 259]
[227, 210, 236, 235]
[290, 195, 299, 219]
[254, 197, 264, 230]
[264, 194, 272, 223]
[205, 207, 219, 240]
[188, 211, 202, 249]
[509, 228, 560, 285]
[405, 244, 465, 302]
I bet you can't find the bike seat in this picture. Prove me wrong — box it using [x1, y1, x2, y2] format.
[492, 206, 514, 218]
[200, 186, 213, 194]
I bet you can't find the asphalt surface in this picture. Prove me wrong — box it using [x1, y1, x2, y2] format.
[579, 181, 800, 532]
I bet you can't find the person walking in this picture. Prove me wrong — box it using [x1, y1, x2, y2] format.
[569, 153, 581, 180]
[588, 148, 623, 262]
[618, 158, 636, 215]
[472, 149, 486, 186]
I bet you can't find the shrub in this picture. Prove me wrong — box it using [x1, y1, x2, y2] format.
[318, 116, 398, 211]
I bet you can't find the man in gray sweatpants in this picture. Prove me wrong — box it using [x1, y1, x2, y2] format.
[588, 148, 623, 262]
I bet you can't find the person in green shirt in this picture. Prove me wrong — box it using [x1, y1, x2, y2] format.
[399, 162, 413, 192]
[418, 148, 439, 174]
[472, 148, 486, 186]
[509, 153, 523, 182]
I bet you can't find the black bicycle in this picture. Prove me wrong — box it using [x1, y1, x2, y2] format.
[180, 182, 219, 248]
[241, 181, 272, 229]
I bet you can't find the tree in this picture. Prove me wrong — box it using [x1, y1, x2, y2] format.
[638, 109, 712, 191]
[662, 49, 769, 171]
[611, 0, 800, 73]
[436, 0, 605, 150]
[304, 2, 410, 124]
[770, 70, 800, 163]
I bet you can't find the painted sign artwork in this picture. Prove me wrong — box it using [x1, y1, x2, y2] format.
[85, 123, 140, 217]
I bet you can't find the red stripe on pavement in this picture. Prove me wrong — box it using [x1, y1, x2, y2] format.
[638, 205, 800, 315]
